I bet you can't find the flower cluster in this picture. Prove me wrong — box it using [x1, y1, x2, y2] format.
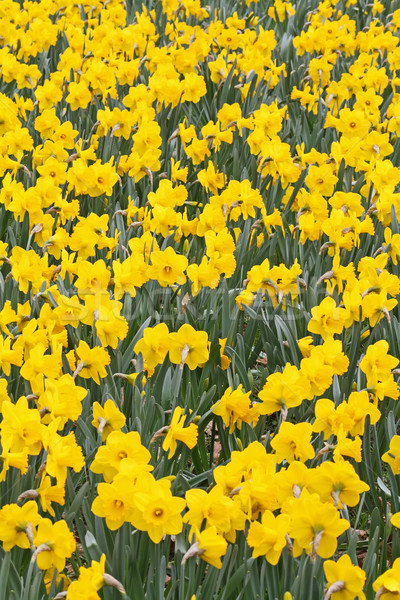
[1, 0, 400, 598]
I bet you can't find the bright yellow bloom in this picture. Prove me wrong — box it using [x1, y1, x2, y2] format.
[37, 374, 87, 428]
[285, 489, 349, 558]
[219, 338, 231, 370]
[0, 335, 23, 376]
[36, 475, 65, 517]
[213, 441, 275, 496]
[75, 341, 111, 384]
[187, 256, 220, 295]
[82, 295, 128, 350]
[92, 400, 126, 441]
[130, 472, 186, 543]
[33, 518, 76, 572]
[147, 247, 188, 287]
[9, 247, 49, 294]
[0, 396, 43, 455]
[247, 510, 291, 565]
[373, 557, 400, 598]
[66, 80, 93, 110]
[74, 259, 110, 294]
[300, 351, 334, 399]
[13, 318, 47, 359]
[360, 340, 398, 387]
[334, 427, 362, 463]
[382, 436, 400, 474]
[168, 324, 209, 370]
[43, 420, 85, 486]
[134, 323, 170, 375]
[274, 460, 313, 505]
[162, 407, 198, 459]
[20, 343, 62, 394]
[313, 392, 380, 441]
[90, 430, 152, 482]
[324, 554, 366, 600]
[258, 364, 310, 415]
[148, 179, 187, 209]
[308, 460, 369, 508]
[392, 512, 400, 529]
[113, 255, 149, 299]
[308, 296, 349, 340]
[0, 449, 28, 481]
[182, 72, 207, 103]
[271, 422, 314, 464]
[238, 464, 280, 519]
[339, 391, 381, 437]
[184, 484, 246, 541]
[0, 501, 41, 552]
[66, 555, 106, 600]
[319, 337, 350, 376]
[192, 525, 228, 569]
[212, 385, 259, 433]
[92, 475, 135, 531]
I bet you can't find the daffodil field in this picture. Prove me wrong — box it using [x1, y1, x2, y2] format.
[4, 0, 400, 598]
